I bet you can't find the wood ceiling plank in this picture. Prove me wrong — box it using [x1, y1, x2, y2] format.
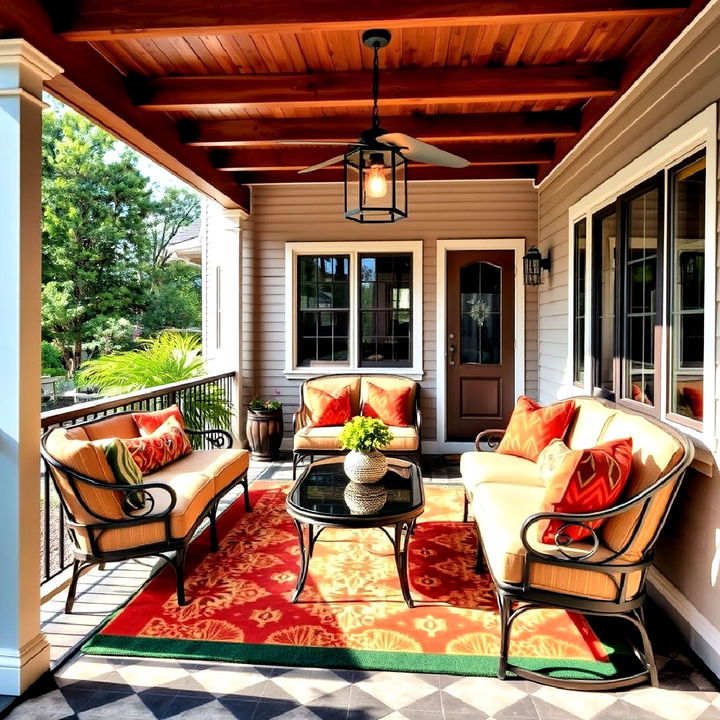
[211, 142, 554, 171]
[138, 64, 618, 111]
[56, 1, 690, 41]
[181, 112, 580, 146]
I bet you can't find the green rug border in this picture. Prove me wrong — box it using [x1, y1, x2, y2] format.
[80, 482, 635, 681]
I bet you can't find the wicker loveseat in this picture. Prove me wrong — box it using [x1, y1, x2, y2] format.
[461, 396, 694, 690]
[41, 410, 250, 611]
[292, 374, 421, 479]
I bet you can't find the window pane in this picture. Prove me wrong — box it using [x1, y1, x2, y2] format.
[297, 254, 350, 366]
[573, 219, 587, 384]
[670, 156, 705, 421]
[598, 212, 616, 393]
[460, 261, 501, 365]
[359, 253, 412, 366]
[623, 187, 659, 405]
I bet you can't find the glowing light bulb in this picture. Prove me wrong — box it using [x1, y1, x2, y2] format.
[366, 162, 388, 199]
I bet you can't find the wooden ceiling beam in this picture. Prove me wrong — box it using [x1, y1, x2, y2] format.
[181, 112, 580, 147]
[54, 1, 690, 41]
[138, 64, 618, 112]
[236, 165, 537, 184]
[211, 143, 554, 172]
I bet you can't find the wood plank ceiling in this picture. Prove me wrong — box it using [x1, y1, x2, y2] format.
[0, 1, 711, 210]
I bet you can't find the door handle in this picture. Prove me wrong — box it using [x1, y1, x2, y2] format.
[449, 343, 456, 366]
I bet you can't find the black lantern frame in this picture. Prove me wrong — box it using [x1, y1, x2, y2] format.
[523, 246, 551, 286]
[344, 145, 408, 223]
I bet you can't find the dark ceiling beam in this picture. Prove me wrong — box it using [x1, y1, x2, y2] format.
[53, 1, 689, 41]
[211, 143, 554, 172]
[0, 2, 249, 210]
[181, 112, 580, 147]
[138, 64, 618, 112]
[236, 165, 537, 184]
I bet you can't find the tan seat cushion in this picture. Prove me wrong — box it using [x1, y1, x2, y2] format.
[94, 472, 215, 553]
[82, 414, 140, 441]
[565, 398, 617, 450]
[472, 483, 641, 601]
[147, 449, 250, 496]
[294, 424, 419, 452]
[460, 452, 541, 499]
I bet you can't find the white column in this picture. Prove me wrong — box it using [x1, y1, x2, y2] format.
[201, 199, 247, 445]
[0, 39, 61, 695]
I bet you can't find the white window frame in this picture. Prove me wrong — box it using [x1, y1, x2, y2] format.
[567, 104, 717, 446]
[284, 241, 424, 379]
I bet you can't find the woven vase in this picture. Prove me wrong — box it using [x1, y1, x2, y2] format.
[343, 449, 387, 484]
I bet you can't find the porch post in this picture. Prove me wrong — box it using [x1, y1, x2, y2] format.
[0, 39, 61, 695]
[201, 199, 247, 445]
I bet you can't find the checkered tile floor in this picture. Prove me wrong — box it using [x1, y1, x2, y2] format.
[4, 456, 719, 720]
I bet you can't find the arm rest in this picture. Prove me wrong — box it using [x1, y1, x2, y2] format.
[185, 427, 233, 449]
[474, 428, 506, 452]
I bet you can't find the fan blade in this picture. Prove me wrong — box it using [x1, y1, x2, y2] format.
[277, 140, 359, 146]
[377, 132, 470, 168]
[298, 154, 346, 174]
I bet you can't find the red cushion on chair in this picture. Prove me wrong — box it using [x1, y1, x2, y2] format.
[306, 386, 352, 427]
[537, 437, 634, 544]
[683, 386, 703, 419]
[362, 382, 411, 427]
[123, 416, 192, 474]
[132, 404, 185, 436]
[497, 396, 576, 462]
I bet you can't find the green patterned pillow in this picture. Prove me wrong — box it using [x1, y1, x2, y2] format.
[93, 438, 145, 511]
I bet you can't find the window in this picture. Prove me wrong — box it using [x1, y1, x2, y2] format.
[572, 219, 587, 385]
[215, 266, 222, 349]
[592, 208, 616, 396]
[286, 242, 423, 376]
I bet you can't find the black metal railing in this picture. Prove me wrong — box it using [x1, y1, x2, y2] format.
[39, 371, 235, 586]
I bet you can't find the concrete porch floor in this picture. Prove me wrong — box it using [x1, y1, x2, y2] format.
[3, 456, 719, 720]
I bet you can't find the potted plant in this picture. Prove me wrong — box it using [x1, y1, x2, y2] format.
[246, 392, 284, 461]
[338, 416, 394, 483]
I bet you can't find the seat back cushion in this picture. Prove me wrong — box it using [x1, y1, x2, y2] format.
[305, 385, 353, 426]
[45, 427, 125, 523]
[132, 404, 185, 436]
[360, 376, 416, 425]
[497, 396, 576, 462]
[565, 397, 617, 450]
[599, 412, 685, 561]
[83, 413, 140, 441]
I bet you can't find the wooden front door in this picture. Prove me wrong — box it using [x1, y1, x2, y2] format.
[446, 250, 515, 441]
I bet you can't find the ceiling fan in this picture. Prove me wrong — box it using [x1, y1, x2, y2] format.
[290, 29, 471, 175]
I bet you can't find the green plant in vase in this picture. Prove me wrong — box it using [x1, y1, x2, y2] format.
[339, 416, 394, 484]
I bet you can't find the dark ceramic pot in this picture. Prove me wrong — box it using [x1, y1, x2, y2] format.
[246, 408, 284, 461]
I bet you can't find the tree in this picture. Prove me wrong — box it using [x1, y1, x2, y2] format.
[147, 187, 200, 270]
[42, 108, 153, 370]
[141, 262, 202, 335]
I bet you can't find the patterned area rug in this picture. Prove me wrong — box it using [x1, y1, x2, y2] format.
[84, 482, 626, 678]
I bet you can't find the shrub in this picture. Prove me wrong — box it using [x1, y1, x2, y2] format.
[338, 416, 394, 453]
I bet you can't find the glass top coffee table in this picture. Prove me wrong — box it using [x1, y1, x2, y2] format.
[286, 457, 424, 607]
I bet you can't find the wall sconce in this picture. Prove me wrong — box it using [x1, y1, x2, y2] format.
[523, 246, 551, 286]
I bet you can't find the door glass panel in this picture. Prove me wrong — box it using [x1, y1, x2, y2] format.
[460, 262, 501, 364]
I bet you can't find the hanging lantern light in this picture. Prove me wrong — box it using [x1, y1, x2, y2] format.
[523, 246, 551, 286]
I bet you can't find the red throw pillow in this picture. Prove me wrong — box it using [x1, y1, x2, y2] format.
[683, 386, 703, 419]
[537, 437, 634, 544]
[306, 386, 352, 427]
[123, 416, 192, 474]
[362, 382, 411, 427]
[132, 404, 185, 436]
[497, 396, 576, 462]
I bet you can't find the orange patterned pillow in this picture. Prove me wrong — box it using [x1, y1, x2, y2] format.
[306, 386, 352, 427]
[497, 396, 575, 462]
[132, 404, 185, 436]
[362, 382, 411, 427]
[123, 416, 192, 474]
[537, 437, 633, 544]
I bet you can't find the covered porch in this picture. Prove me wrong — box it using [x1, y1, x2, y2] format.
[1, 0, 720, 715]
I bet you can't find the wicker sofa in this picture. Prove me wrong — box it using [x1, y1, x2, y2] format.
[460, 396, 694, 690]
[292, 374, 421, 479]
[41, 410, 250, 611]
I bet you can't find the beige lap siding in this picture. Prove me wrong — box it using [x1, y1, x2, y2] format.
[472, 483, 641, 601]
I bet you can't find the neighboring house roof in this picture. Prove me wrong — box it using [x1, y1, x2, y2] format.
[167, 217, 201, 265]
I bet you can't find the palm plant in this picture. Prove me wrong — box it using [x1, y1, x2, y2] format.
[77, 331, 232, 434]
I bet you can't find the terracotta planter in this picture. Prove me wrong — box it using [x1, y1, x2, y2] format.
[246, 408, 284, 461]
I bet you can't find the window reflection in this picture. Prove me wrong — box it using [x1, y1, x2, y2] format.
[460, 262, 501, 365]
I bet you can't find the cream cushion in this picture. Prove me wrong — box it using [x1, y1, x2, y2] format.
[460, 452, 541, 499]
[565, 397, 617, 450]
[294, 424, 419, 452]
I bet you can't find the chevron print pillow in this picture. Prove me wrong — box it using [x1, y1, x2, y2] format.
[123, 416, 192, 474]
[497, 396, 576, 462]
[537, 437, 634, 544]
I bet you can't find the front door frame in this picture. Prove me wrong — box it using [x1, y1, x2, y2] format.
[436, 238, 526, 451]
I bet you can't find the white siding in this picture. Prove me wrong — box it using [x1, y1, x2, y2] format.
[242, 180, 538, 441]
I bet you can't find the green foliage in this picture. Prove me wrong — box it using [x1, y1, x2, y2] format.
[338, 416, 394, 452]
[248, 397, 282, 411]
[84, 317, 138, 357]
[141, 262, 201, 334]
[147, 187, 201, 269]
[77, 331, 231, 432]
[41, 341, 65, 376]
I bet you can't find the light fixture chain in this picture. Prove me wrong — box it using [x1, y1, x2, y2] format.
[372, 44, 380, 129]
